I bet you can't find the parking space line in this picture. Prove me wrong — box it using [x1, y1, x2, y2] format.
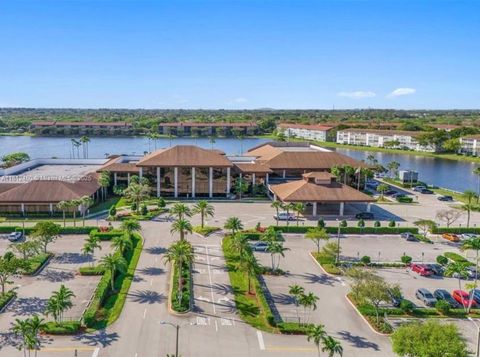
[257, 331, 265, 350]
[92, 347, 100, 357]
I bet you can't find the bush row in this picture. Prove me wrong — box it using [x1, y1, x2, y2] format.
[171, 261, 191, 313]
[79, 266, 105, 276]
[41, 321, 81, 335]
[0, 226, 97, 234]
[89, 229, 124, 241]
[443, 252, 473, 266]
[0, 290, 16, 311]
[272, 226, 419, 234]
[277, 322, 314, 335]
[432, 227, 480, 234]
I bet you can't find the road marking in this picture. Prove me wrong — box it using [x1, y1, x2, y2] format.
[210, 256, 220, 261]
[92, 348, 100, 357]
[218, 297, 230, 304]
[205, 246, 217, 314]
[150, 279, 153, 286]
[197, 296, 210, 302]
[143, 308, 147, 319]
[195, 255, 206, 261]
[257, 331, 265, 350]
[196, 316, 210, 325]
[220, 318, 233, 326]
[215, 319, 218, 331]
[336, 278, 346, 286]
[266, 347, 316, 352]
[155, 257, 158, 263]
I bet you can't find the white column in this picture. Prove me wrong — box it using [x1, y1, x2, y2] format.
[282, 170, 286, 178]
[49, 203, 53, 213]
[139, 167, 143, 179]
[273, 194, 277, 201]
[21, 203, 25, 214]
[312, 202, 317, 217]
[174, 167, 178, 198]
[266, 173, 269, 184]
[114, 173, 117, 186]
[127, 173, 131, 185]
[339, 202, 345, 216]
[366, 202, 372, 213]
[208, 167, 213, 198]
[252, 173, 256, 185]
[156, 167, 161, 198]
[226, 167, 231, 196]
[191, 167, 196, 198]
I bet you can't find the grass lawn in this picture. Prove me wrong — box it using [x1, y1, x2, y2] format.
[89, 197, 120, 214]
[193, 226, 221, 237]
[23, 253, 52, 275]
[0, 290, 16, 310]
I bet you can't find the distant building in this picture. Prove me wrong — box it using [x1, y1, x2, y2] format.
[336, 129, 435, 152]
[398, 170, 419, 184]
[427, 124, 462, 132]
[31, 121, 133, 135]
[459, 135, 480, 156]
[277, 123, 334, 142]
[158, 122, 257, 136]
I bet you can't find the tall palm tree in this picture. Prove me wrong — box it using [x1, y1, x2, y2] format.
[112, 234, 133, 255]
[79, 135, 90, 158]
[239, 251, 258, 294]
[266, 241, 289, 271]
[45, 284, 75, 322]
[289, 285, 305, 323]
[322, 336, 343, 357]
[67, 199, 80, 227]
[284, 203, 295, 228]
[224, 217, 244, 235]
[271, 200, 284, 227]
[461, 237, 480, 312]
[230, 233, 248, 256]
[12, 315, 45, 357]
[169, 203, 192, 220]
[12, 318, 30, 357]
[299, 292, 319, 324]
[292, 203, 305, 226]
[56, 200, 69, 227]
[100, 253, 128, 291]
[120, 219, 141, 237]
[192, 200, 215, 228]
[209, 135, 216, 149]
[307, 324, 327, 357]
[474, 167, 480, 203]
[366, 154, 377, 166]
[82, 235, 102, 266]
[170, 218, 193, 241]
[342, 165, 355, 185]
[444, 262, 470, 310]
[123, 181, 150, 213]
[163, 240, 194, 303]
[98, 171, 111, 201]
[462, 190, 478, 228]
[387, 161, 400, 178]
[79, 195, 94, 226]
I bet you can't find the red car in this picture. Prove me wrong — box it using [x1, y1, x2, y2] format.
[452, 290, 477, 308]
[411, 264, 433, 276]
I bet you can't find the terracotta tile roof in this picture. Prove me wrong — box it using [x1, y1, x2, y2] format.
[338, 128, 425, 138]
[0, 174, 100, 203]
[278, 123, 334, 131]
[159, 122, 257, 128]
[137, 145, 233, 168]
[234, 163, 273, 174]
[98, 157, 140, 173]
[302, 172, 335, 180]
[0, 183, 21, 195]
[270, 180, 375, 203]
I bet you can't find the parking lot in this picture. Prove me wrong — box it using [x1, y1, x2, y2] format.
[0, 234, 112, 331]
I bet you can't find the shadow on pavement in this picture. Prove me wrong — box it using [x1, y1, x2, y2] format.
[337, 330, 380, 351]
[127, 290, 166, 304]
[73, 330, 120, 348]
[296, 272, 336, 286]
[37, 268, 75, 282]
[144, 246, 167, 255]
[8, 297, 48, 316]
[137, 267, 165, 276]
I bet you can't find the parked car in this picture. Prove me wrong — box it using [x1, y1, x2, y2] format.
[355, 212, 374, 220]
[415, 288, 437, 306]
[437, 195, 453, 201]
[426, 264, 444, 276]
[420, 189, 434, 194]
[442, 233, 460, 242]
[411, 264, 433, 276]
[384, 189, 397, 196]
[273, 212, 296, 221]
[413, 186, 427, 192]
[461, 233, 478, 240]
[387, 289, 403, 307]
[452, 290, 477, 308]
[392, 193, 407, 199]
[452, 267, 476, 280]
[401, 232, 418, 241]
[8, 232, 23, 242]
[248, 241, 269, 252]
[471, 289, 480, 304]
[433, 289, 461, 308]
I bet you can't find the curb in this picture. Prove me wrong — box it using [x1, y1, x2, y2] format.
[28, 253, 53, 277]
[344, 294, 391, 336]
[308, 252, 339, 278]
[0, 293, 16, 313]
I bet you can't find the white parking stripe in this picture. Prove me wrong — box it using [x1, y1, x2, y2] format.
[257, 331, 265, 350]
[92, 347, 100, 357]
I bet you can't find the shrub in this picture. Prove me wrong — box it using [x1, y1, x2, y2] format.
[271, 226, 418, 234]
[436, 255, 448, 266]
[397, 196, 413, 203]
[357, 219, 365, 228]
[389, 220, 396, 228]
[0, 290, 16, 310]
[79, 266, 105, 275]
[435, 300, 451, 315]
[158, 197, 166, 208]
[140, 204, 148, 216]
[90, 229, 124, 241]
[317, 219, 325, 228]
[131, 202, 137, 212]
[374, 221, 381, 228]
[400, 299, 414, 314]
[41, 321, 81, 335]
[401, 255, 412, 265]
[444, 252, 472, 265]
[360, 255, 371, 266]
[109, 205, 117, 217]
[432, 227, 480, 234]
[340, 220, 348, 228]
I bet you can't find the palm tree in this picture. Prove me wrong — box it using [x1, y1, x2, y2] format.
[307, 324, 327, 357]
[163, 240, 194, 303]
[445, 262, 470, 310]
[292, 203, 305, 226]
[112, 234, 133, 255]
[461, 237, 480, 312]
[387, 161, 400, 178]
[169, 203, 192, 220]
[284, 203, 295, 228]
[56, 200, 69, 227]
[239, 251, 258, 294]
[299, 292, 319, 324]
[82, 235, 102, 266]
[67, 199, 80, 227]
[322, 336, 343, 357]
[100, 253, 128, 291]
[120, 219, 141, 237]
[474, 167, 480, 203]
[123, 181, 150, 213]
[230, 233, 248, 255]
[224, 217, 244, 235]
[266, 241, 289, 271]
[192, 200, 215, 228]
[12, 318, 30, 357]
[209, 135, 216, 149]
[271, 200, 284, 227]
[12, 315, 45, 357]
[366, 154, 377, 166]
[330, 165, 343, 183]
[79, 195, 94, 226]
[377, 183, 389, 200]
[462, 190, 478, 228]
[80, 135, 90, 158]
[98, 171, 111, 201]
[170, 218, 193, 241]
[289, 285, 305, 322]
[342, 165, 355, 185]
[45, 284, 75, 323]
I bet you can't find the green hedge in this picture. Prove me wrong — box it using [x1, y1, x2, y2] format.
[0, 290, 16, 310]
[277, 322, 314, 334]
[171, 261, 191, 313]
[444, 252, 473, 266]
[89, 229, 124, 241]
[240, 232, 263, 240]
[79, 266, 105, 276]
[432, 227, 480, 234]
[0, 226, 97, 234]
[41, 321, 81, 335]
[83, 270, 112, 327]
[312, 252, 342, 275]
[192, 226, 221, 237]
[271, 226, 418, 234]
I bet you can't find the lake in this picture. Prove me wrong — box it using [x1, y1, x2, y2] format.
[0, 136, 478, 193]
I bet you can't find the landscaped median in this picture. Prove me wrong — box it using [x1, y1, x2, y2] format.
[271, 226, 419, 235]
[192, 225, 221, 237]
[0, 290, 16, 312]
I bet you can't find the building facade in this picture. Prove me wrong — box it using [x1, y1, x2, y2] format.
[31, 121, 134, 136]
[278, 123, 333, 142]
[459, 136, 480, 156]
[158, 122, 258, 137]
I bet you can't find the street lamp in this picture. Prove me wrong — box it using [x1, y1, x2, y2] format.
[468, 317, 480, 357]
[160, 321, 196, 357]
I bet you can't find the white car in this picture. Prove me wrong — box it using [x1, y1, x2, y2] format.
[273, 212, 296, 221]
[8, 232, 23, 242]
[461, 233, 478, 240]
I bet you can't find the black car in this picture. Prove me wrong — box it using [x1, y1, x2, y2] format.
[384, 190, 397, 196]
[433, 289, 461, 308]
[426, 264, 444, 276]
[355, 212, 374, 220]
[437, 195, 453, 201]
[420, 189, 434, 194]
[400, 232, 418, 241]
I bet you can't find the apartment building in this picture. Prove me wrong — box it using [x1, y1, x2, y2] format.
[336, 129, 435, 152]
[277, 123, 334, 142]
[31, 121, 133, 135]
[459, 135, 480, 156]
[158, 122, 258, 136]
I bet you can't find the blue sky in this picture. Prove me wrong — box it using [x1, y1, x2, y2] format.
[0, 0, 478, 109]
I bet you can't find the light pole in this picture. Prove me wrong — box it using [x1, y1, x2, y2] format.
[468, 317, 480, 357]
[160, 321, 196, 357]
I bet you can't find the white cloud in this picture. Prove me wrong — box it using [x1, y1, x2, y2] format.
[337, 91, 376, 99]
[387, 87, 416, 98]
[233, 97, 248, 103]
